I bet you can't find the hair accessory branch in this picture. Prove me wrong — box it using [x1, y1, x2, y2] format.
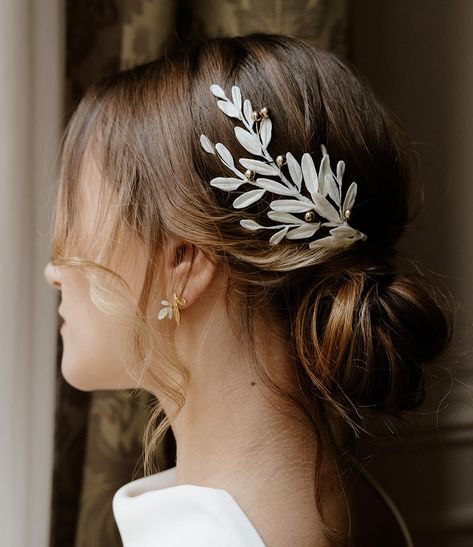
[199, 84, 368, 249]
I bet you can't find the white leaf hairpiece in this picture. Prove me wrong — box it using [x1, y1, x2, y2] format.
[200, 84, 368, 249]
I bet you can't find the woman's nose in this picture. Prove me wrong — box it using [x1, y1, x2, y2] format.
[44, 262, 62, 290]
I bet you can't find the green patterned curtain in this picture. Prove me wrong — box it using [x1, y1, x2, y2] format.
[50, 2, 348, 546]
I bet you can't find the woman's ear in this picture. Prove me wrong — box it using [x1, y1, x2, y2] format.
[166, 238, 218, 309]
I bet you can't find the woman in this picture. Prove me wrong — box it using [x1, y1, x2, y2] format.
[44, 34, 453, 546]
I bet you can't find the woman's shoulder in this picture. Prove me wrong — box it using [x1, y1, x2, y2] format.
[112, 466, 266, 546]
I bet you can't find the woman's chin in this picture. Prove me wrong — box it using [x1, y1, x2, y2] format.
[60, 360, 102, 392]
[61, 366, 96, 391]
[61, 359, 138, 392]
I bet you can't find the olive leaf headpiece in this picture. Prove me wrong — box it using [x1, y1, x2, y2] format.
[200, 84, 368, 249]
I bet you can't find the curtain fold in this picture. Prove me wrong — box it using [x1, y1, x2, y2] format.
[0, 1, 62, 546]
[51, 2, 348, 546]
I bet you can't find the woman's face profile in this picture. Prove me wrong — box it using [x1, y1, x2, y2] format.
[44, 151, 146, 392]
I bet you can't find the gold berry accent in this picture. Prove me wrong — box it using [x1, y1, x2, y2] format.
[245, 169, 256, 180]
[344, 209, 352, 220]
[276, 155, 286, 167]
[259, 107, 269, 118]
[304, 211, 315, 222]
[251, 111, 261, 122]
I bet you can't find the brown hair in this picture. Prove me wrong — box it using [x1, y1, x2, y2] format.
[50, 34, 454, 544]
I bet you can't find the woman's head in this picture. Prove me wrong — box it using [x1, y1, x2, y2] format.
[45, 33, 453, 542]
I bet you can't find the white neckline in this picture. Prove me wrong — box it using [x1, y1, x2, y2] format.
[113, 465, 266, 546]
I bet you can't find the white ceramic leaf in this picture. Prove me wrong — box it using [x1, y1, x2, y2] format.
[325, 173, 340, 207]
[243, 99, 253, 126]
[233, 188, 266, 208]
[240, 218, 264, 230]
[267, 211, 303, 224]
[217, 100, 241, 119]
[254, 178, 296, 195]
[336, 160, 345, 185]
[259, 118, 272, 148]
[318, 154, 332, 197]
[301, 153, 318, 195]
[160, 300, 169, 306]
[321, 144, 328, 156]
[235, 127, 262, 155]
[311, 193, 342, 223]
[200, 134, 215, 154]
[239, 158, 278, 175]
[270, 199, 315, 213]
[342, 181, 357, 212]
[210, 177, 246, 190]
[269, 226, 289, 245]
[285, 224, 320, 239]
[210, 84, 226, 99]
[308, 235, 342, 249]
[330, 225, 358, 238]
[215, 143, 235, 168]
[286, 152, 302, 191]
[354, 230, 368, 242]
[231, 86, 242, 110]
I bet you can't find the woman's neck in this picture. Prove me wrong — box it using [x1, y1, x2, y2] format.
[156, 299, 349, 545]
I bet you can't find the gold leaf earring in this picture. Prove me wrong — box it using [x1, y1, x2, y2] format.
[158, 292, 187, 325]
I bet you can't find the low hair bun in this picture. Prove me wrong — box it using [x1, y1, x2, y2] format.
[366, 271, 453, 411]
[292, 264, 454, 422]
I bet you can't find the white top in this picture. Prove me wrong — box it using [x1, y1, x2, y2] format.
[112, 466, 266, 546]
[113, 462, 414, 547]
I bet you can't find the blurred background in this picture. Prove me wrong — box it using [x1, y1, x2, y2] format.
[1, 1, 472, 546]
